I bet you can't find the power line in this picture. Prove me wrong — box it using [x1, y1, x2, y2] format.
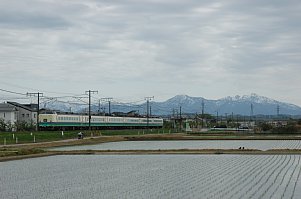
[201, 99, 205, 128]
[0, 81, 83, 96]
[101, 98, 113, 115]
[0, 88, 27, 96]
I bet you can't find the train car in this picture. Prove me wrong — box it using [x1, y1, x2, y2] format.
[39, 111, 163, 130]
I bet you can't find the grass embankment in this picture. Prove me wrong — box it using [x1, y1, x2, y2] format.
[0, 135, 127, 162]
[0, 131, 80, 145]
[2, 129, 301, 146]
[0, 147, 49, 162]
[0, 129, 174, 145]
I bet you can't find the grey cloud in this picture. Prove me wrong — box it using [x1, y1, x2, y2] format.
[0, 12, 70, 29]
[109, 0, 204, 14]
[1, 0, 301, 106]
[0, 1, 91, 29]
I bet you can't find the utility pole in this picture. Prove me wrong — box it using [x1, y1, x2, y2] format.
[145, 96, 154, 130]
[85, 90, 98, 131]
[98, 99, 101, 114]
[101, 98, 113, 115]
[250, 103, 254, 121]
[180, 106, 182, 131]
[27, 92, 43, 131]
[180, 106, 182, 119]
[172, 109, 176, 129]
[236, 114, 239, 130]
[201, 100, 205, 128]
[101, 107, 106, 115]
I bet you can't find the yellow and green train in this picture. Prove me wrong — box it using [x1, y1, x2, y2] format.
[39, 111, 163, 130]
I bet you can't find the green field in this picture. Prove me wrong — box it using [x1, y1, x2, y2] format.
[0, 131, 79, 145]
[0, 129, 176, 145]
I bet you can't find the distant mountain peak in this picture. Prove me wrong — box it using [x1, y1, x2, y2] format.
[40, 93, 301, 116]
[160, 94, 301, 115]
[220, 93, 277, 104]
[168, 94, 193, 101]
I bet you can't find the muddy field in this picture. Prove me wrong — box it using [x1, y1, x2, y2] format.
[1, 154, 301, 199]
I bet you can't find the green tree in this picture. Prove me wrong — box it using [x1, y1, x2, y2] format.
[272, 124, 299, 134]
[6, 121, 14, 132]
[0, 118, 6, 131]
[163, 121, 172, 129]
[259, 122, 273, 132]
[14, 121, 36, 131]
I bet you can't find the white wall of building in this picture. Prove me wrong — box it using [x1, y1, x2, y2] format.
[0, 111, 17, 124]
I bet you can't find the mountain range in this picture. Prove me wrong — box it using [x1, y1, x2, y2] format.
[42, 93, 301, 116]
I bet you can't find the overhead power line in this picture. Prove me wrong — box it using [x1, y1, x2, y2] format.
[101, 98, 113, 115]
[0, 88, 27, 96]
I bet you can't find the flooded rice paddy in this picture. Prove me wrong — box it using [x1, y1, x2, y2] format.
[1, 154, 301, 199]
[51, 140, 301, 151]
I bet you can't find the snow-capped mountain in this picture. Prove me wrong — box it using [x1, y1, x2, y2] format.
[150, 94, 301, 116]
[40, 94, 301, 116]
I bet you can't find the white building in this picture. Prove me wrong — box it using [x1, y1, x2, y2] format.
[0, 103, 18, 127]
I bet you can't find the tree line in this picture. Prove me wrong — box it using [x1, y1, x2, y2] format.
[0, 119, 36, 132]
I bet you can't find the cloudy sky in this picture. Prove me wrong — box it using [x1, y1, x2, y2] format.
[0, 0, 301, 105]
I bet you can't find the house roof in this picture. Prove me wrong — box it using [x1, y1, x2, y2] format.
[7, 101, 37, 112]
[0, 103, 18, 112]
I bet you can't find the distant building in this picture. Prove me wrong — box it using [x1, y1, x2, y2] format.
[268, 120, 288, 127]
[7, 102, 38, 125]
[239, 121, 256, 129]
[0, 103, 18, 129]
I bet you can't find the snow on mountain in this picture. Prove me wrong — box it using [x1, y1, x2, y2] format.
[153, 94, 301, 115]
[40, 94, 301, 116]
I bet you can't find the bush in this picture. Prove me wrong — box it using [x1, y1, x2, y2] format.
[0, 119, 6, 131]
[259, 122, 273, 132]
[14, 121, 36, 131]
[272, 125, 299, 134]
